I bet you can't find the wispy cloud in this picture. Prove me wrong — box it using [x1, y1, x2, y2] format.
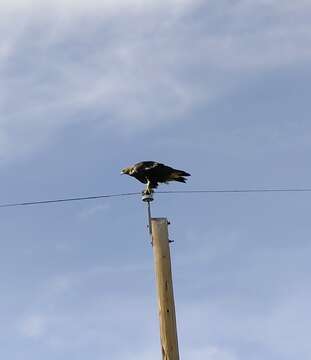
[1, 1, 311, 162]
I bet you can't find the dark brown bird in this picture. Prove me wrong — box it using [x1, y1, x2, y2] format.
[121, 161, 190, 194]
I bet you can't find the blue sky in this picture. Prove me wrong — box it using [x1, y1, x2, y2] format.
[1, 1, 311, 359]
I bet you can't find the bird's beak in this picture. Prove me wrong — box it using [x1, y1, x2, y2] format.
[120, 169, 126, 175]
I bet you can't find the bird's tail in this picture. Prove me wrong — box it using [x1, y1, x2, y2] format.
[173, 177, 187, 183]
[169, 172, 189, 183]
[175, 169, 191, 177]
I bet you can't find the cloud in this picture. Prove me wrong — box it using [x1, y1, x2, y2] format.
[0, 0, 202, 162]
[0, 0, 194, 13]
[1, 1, 311, 162]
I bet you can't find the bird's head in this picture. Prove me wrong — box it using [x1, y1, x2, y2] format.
[121, 166, 132, 175]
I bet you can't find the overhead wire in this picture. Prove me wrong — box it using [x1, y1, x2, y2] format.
[156, 188, 311, 194]
[0, 192, 141, 208]
[0, 188, 311, 209]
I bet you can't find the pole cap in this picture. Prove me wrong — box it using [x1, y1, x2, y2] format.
[142, 191, 154, 202]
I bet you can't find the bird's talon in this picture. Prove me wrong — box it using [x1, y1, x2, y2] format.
[143, 188, 154, 196]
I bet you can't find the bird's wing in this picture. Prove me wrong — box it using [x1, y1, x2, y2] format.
[133, 161, 162, 172]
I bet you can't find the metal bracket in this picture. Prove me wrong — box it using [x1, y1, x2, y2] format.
[142, 192, 154, 202]
[142, 190, 154, 242]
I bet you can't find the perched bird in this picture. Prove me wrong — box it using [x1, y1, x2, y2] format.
[121, 161, 191, 194]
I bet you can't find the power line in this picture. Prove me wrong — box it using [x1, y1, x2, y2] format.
[0, 188, 311, 209]
[0, 192, 140, 208]
[157, 188, 311, 194]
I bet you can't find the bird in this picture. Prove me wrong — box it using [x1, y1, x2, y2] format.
[121, 161, 191, 194]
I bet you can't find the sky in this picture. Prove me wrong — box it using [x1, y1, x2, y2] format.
[1, 0, 311, 359]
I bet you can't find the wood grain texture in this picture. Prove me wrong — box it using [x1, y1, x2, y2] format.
[151, 218, 180, 360]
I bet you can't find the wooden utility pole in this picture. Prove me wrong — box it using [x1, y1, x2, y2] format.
[151, 218, 180, 360]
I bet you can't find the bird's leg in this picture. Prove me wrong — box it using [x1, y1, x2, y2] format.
[143, 180, 153, 195]
[146, 180, 151, 195]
